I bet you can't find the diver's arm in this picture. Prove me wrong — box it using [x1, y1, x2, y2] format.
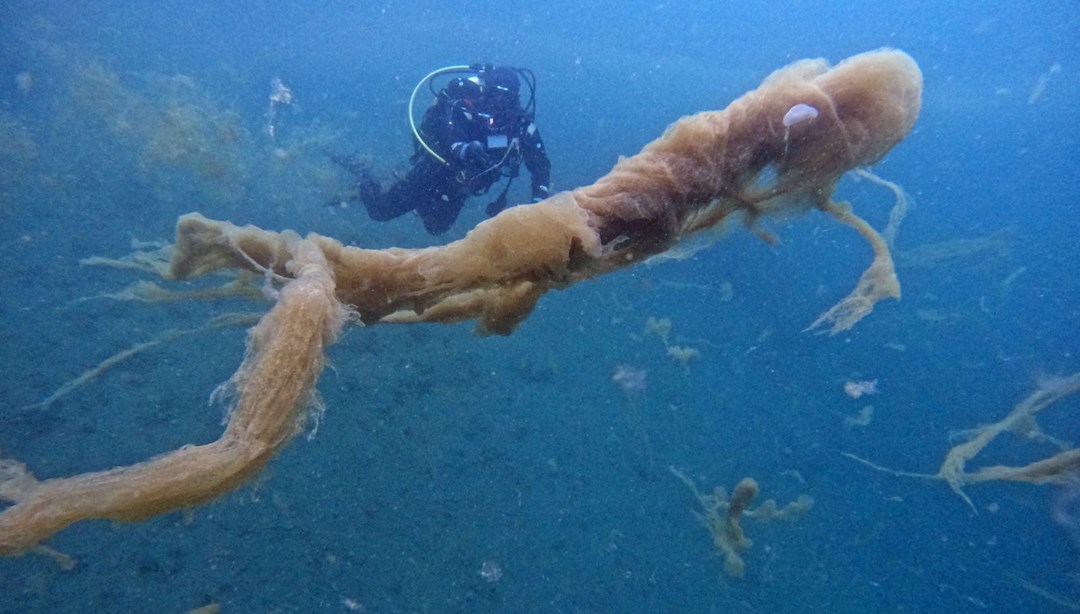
[520, 122, 551, 202]
[415, 103, 453, 162]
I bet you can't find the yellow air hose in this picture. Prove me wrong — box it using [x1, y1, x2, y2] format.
[409, 65, 471, 165]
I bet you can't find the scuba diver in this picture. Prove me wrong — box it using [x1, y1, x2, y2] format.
[348, 64, 551, 235]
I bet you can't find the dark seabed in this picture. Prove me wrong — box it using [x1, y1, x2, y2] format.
[1, 1, 1078, 612]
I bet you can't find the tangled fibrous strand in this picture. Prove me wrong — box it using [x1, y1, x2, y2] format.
[1, 49, 920, 557]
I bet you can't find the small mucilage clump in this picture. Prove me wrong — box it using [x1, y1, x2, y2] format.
[670, 467, 814, 578]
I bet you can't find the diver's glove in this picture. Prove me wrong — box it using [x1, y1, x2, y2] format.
[485, 192, 508, 217]
[531, 184, 550, 203]
[451, 141, 487, 165]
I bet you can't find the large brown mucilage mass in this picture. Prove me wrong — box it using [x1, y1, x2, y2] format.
[168, 49, 921, 335]
[0, 49, 922, 556]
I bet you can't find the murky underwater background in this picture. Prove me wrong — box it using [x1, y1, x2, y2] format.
[1, 1, 1078, 612]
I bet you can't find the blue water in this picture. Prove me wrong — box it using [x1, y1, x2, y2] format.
[1, 1, 1078, 612]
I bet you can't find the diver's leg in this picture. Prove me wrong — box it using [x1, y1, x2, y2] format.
[417, 189, 467, 235]
[359, 173, 417, 221]
[406, 163, 466, 235]
[359, 158, 449, 222]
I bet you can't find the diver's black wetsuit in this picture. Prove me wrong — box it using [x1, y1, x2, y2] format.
[359, 66, 551, 235]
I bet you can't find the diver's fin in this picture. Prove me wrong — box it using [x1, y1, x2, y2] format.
[485, 191, 508, 217]
[325, 185, 361, 208]
[328, 153, 368, 176]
